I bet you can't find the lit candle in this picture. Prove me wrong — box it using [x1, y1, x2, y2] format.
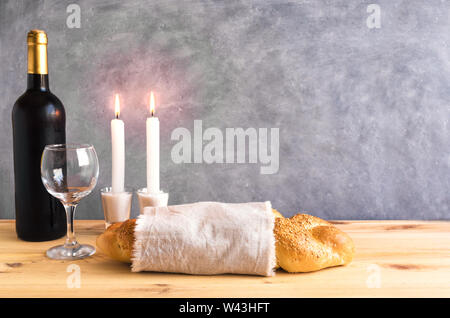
[146, 92, 160, 194]
[111, 93, 125, 193]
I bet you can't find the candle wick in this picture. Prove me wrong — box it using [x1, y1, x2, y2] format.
[115, 113, 119, 119]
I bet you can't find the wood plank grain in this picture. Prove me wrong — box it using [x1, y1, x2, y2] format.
[0, 220, 449, 298]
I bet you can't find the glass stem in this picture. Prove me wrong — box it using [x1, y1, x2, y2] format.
[64, 204, 79, 248]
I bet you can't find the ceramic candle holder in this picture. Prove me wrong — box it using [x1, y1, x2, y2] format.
[100, 187, 133, 228]
[137, 188, 169, 213]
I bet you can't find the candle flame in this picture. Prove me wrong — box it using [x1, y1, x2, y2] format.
[149, 91, 155, 116]
[114, 94, 120, 119]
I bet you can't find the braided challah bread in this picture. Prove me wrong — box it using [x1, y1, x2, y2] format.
[274, 213, 354, 272]
[96, 209, 354, 272]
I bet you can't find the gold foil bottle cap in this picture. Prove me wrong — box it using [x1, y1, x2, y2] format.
[27, 29, 48, 74]
[27, 29, 48, 45]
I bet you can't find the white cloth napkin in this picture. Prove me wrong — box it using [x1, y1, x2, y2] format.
[131, 201, 276, 276]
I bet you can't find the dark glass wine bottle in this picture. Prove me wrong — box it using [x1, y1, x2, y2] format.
[12, 30, 66, 241]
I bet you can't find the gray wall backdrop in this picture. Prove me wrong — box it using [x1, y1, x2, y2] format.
[1, 0, 449, 220]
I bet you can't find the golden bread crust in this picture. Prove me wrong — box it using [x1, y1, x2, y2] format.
[272, 209, 284, 219]
[96, 219, 136, 263]
[274, 214, 354, 272]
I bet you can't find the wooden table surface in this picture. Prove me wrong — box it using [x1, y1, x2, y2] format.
[0, 219, 449, 298]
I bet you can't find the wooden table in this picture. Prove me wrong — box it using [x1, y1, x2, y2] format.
[0, 220, 449, 298]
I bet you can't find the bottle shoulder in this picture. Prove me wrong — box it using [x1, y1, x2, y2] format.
[12, 90, 66, 121]
[13, 89, 65, 111]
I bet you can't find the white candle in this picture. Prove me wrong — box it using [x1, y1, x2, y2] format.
[146, 91, 160, 194]
[111, 93, 125, 193]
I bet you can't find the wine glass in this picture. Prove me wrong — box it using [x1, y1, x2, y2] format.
[41, 144, 99, 260]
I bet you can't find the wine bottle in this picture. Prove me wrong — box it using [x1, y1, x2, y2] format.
[12, 30, 67, 241]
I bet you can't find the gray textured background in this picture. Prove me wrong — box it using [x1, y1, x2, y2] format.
[1, 0, 449, 220]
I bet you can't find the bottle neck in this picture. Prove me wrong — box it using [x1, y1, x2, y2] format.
[27, 73, 49, 91]
[27, 36, 49, 91]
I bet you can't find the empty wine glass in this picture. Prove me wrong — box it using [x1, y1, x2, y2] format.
[41, 144, 99, 260]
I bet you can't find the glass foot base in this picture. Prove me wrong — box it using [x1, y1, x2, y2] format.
[46, 244, 96, 260]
